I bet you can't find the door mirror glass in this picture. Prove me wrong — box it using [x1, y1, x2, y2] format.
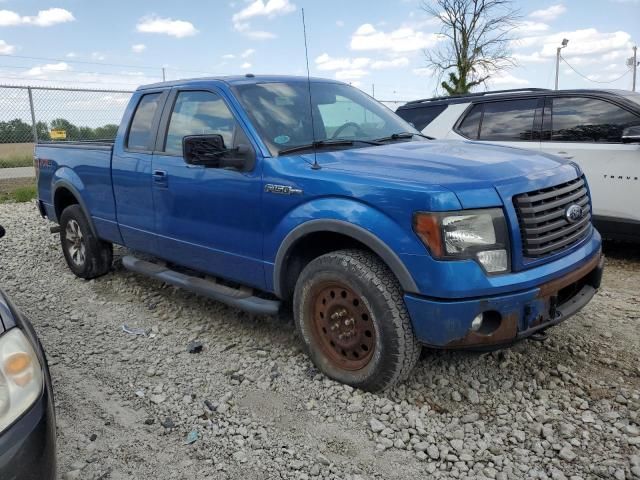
[622, 125, 640, 143]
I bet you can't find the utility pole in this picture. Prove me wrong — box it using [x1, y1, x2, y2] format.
[372, 83, 375, 98]
[162, 67, 166, 82]
[632, 46, 637, 92]
[555, 38, 569, 90]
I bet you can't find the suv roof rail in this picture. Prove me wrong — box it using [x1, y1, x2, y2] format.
[403, 88, 552, 106]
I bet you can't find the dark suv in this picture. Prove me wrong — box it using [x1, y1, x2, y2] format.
[396, 88, 640, 242]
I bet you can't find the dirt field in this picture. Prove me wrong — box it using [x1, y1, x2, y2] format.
[0, 202, 638, 480]
[0, 143, 34, 168]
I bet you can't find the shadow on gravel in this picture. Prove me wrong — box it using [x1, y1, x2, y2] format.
[602, 239, 640, 262]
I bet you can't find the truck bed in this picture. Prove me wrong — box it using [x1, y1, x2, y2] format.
[35, 140, 118, 242]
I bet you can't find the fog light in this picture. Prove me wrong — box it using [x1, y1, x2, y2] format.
[477, 249, 508, 273]
[471, 313, 484, 332]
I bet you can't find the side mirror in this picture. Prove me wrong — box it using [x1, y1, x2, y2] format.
[0, 225, 4, 239]
[182, 134, 253, 170]
[621, 125, 640, 144]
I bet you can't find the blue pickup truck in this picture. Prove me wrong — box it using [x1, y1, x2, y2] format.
[35, 75, 603, 390]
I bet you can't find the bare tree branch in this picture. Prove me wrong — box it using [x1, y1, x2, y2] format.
[421, 0, 521, 95]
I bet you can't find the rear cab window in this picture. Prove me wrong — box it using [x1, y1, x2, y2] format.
[127, 93, 163, 150]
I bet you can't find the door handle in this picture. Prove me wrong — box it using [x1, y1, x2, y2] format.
[153, 170, 168, 186]
[556, 151, 574, 160]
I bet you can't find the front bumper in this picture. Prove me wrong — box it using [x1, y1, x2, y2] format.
[405, 250, 604, 348]
[0, 380, 56, 480]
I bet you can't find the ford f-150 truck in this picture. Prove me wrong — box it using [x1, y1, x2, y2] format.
[35, 75, 604, 391]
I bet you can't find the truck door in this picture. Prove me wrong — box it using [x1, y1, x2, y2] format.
[112, 90, 168, 253]
[151, 88, 265, 290]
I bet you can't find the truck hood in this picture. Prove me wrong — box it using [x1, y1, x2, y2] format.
[315, 140, 572, 188]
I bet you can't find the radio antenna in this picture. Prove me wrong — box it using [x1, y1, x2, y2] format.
[301, 8, 320, 170]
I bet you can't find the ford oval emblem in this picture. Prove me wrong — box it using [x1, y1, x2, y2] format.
[565, 204, 584, 223]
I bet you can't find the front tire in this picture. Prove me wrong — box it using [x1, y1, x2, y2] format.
[59, 205, 112, 279]
[293, 249, 421, 391]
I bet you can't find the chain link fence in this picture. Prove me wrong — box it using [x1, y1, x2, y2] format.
[0, 84, 406, 169]
[0, 85, 132, 168]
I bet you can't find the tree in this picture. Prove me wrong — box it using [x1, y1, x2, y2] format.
[422, 0, 520, 95]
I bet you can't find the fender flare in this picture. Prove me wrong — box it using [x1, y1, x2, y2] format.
[273, 219, 418, 297]
[52, 180, 99, 238]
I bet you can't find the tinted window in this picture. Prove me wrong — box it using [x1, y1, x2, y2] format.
[165, 91, 236, 155]
[397, 105, 447, 131]
[457, 104, 482, 139]
[550, 97, 640, 142]
[479, 99, 537, 141]
[127, 93, 162, 150]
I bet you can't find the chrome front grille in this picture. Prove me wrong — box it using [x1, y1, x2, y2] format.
[514, 176, 592, 258]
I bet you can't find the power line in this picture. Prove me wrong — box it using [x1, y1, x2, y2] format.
[0, 64, 162, 78]
[560, 56, 631, 84]
[0, 53, 224, 77]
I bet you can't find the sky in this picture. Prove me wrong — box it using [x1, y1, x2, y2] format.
[0, 0, 638, 102]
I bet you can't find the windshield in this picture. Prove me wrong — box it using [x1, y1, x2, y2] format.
[232, 81, 419, 155]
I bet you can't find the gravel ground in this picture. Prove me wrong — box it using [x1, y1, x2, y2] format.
[0, 202, 639, 480]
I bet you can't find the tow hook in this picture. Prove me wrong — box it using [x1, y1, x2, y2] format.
[529, 330, 548, 342]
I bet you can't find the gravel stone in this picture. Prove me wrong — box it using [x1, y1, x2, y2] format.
[1, 203, 638, 480]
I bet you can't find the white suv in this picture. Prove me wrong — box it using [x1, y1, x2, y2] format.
[396, 88, 640, 242]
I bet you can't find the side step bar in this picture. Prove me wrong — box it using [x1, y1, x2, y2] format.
[122, 255, 281, 316]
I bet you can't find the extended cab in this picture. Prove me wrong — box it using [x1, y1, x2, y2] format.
[35, 76, 604, 391]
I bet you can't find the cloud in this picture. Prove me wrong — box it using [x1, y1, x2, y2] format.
[517, 21, 550, 34]
[0, 7, 74, 26]
[66, 52, 77, 58]
[350, 23, 441, 52]
[232, 0, 295, 37]
[91, 52, 106, 61]
[335, 69, 369, 81]
[136, 16, 198, 38]
[336, 20, 344, 27]
[412, 67, 435, 77]
[315, 53, 370, 71]
[232, 0, 295, 24]
[529, 4, 567, 22]
[487, 73, 530, 87]
[241, 48, 255, 58]
[0, 39, 15, 54]
[241, 62, 252, 69]
[26, 62, 70, 76]
[132, 44, 146, 53]
[222, 54, 236, 59]
[371, 57, 410, 69]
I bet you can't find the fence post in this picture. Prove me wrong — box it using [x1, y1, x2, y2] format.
[27, 87, 38, 144]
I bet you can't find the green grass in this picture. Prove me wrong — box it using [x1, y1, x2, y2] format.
[0, 154, 33, 168]
[0, 184, 37, 203]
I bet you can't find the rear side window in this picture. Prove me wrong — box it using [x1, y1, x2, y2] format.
[396, 105, 447, 131]
[479, 99, 538, 141]
[548, 97, 640, 142]
[457, 104, 483, 139]
[127, 93, 162, 150]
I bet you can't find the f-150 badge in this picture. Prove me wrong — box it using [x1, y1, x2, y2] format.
[264, 184, 303, 195]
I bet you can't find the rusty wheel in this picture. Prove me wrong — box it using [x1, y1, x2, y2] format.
[294, 249, 421, 391]
[311, 282, 376, 371]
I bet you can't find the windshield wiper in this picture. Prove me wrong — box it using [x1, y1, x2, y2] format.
[372, 132, 434, 142]
[278, 139, 382, 155]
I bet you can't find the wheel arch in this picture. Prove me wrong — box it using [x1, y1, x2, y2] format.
[52, 180, 98, 237]
[273, 219, 418, 300]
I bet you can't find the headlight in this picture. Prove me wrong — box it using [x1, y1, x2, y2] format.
[413, 208, 510, 273]
[0, 329, 43, 432]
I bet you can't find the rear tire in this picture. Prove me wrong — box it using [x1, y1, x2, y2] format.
[293, 249, 421, 391]
[59, 205, 112, 279]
